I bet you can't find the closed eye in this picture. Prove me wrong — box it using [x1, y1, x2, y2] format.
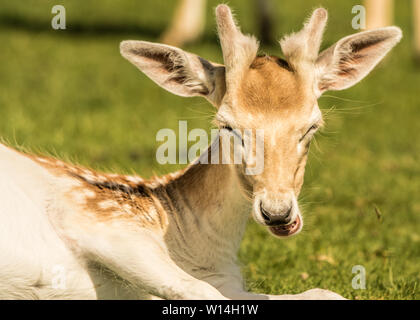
[299, 124, 319, 142]
[222, 125, 233, 132]
[221, 125, 244, 145]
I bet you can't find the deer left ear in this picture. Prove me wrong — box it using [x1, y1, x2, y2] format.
[315, 27, 402, 95]
[120, 40, 226, 107]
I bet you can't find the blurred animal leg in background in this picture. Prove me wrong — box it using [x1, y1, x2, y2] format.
[414, 0, 420, 63]
[255, 0, 275, 45]
[161, 0, 275, 47]
[365, 0, 420, 63]
[365, 0, 394, 29]
[160, 0, 207, 47]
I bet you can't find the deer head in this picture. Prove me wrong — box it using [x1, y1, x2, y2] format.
[120, 5, 401, 238]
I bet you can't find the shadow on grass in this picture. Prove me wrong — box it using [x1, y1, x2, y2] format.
[0, 14, 160, 37]
[0, 13, 219, 43]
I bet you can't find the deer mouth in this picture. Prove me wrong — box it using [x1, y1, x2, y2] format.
[268, 214, 302, 237]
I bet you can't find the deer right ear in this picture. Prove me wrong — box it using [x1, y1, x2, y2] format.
[120, 40, 226, 107]
[315, 27, 402, 95]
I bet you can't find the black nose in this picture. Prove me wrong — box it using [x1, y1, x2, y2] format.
[260, 202, 292, 226]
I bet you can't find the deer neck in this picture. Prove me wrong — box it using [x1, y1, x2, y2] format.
[158, 136, 252, 265]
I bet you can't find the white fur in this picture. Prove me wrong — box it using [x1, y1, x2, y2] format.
[0, 142, 345, 300]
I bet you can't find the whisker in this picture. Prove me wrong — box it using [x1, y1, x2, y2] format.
[321, 101, 383, 117]
[320, 94, 369, 103]
[311, 136, 323, 155]
[176, 114, 215, 120]
[185, 105, 216, 115]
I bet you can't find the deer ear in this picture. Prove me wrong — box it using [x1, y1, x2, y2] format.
[315, 27, 402, 95]
[120, 40, 226, 107]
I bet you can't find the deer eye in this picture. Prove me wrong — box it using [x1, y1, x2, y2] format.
[221, 125, 244, 146]
[299, 124, 319, 142]
[309, 124, 318, 131]
[222, 125, 233, 132]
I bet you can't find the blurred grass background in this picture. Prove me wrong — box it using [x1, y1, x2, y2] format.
[0, 0, 418, 299]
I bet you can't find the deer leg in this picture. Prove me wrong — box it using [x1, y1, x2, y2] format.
[414, 0, 420, 62]
[266, 289, 346, 300]
[255, 0, 275, 45]
[160, 0, 207, 47]
[365, 0, 394, 29]
[216, 280, 346, 300]
[77, 228, 227, 300]
[222, 289, 346, 300]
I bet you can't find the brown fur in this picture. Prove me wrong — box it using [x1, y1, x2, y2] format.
[30, 155, 167, 230]
[239, 55, 305, 114]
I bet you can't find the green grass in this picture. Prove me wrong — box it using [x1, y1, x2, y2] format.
[0, 0, 419, 299]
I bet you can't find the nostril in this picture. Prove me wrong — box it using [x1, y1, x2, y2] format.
[282, 206, 292, 223]
[260, 202, 272, 223]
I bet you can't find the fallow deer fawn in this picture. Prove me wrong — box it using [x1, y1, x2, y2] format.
[0, 5, 401, 299]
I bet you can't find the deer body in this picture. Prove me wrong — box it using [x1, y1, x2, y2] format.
[0, 140, 249, 299]
[0, 5, 401, 299]
[0, 141, 265, 299]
